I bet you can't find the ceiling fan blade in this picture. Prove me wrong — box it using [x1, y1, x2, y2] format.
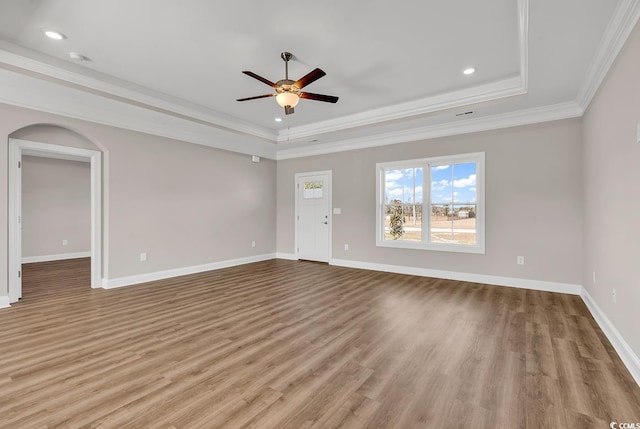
[293, 68, 326, 89]
[242, 71, 278, 88]
[236, 94, 275, 102]
[285, 106, 295, 115]
[300, 92, 339, 103]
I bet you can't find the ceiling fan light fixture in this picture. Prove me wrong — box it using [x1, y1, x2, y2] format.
[276, 92, 300, 108]
[237, 52, 338, 115]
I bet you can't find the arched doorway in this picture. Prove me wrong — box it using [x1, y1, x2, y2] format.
[7, 125, 103, 303]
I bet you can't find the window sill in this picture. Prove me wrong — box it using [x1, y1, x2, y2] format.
[376, 239, 485, 254]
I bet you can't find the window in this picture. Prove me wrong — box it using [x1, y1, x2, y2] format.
[303, 181, 323, 199]
[376, 152, 484, 253]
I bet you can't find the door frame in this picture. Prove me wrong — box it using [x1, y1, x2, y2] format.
[8, 138, 102, 303]
[294, 170, 332, 262]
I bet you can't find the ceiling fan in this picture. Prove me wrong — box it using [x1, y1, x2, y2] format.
[236, 52, 339, 115]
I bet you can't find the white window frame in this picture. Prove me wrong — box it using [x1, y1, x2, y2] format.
[376, 152, 485, 254]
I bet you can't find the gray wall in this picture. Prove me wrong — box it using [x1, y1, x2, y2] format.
[21, 155, 91, 258]
[582, 22, 640, 356]
[105, 130, 275, 278]
[0, 106, 277, 293]
[0, 21, 637, 363]
[12, 124, 101, 151]
[278, 119, 584, 285]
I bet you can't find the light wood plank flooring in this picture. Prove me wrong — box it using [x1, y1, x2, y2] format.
[1, 258, 639, 428]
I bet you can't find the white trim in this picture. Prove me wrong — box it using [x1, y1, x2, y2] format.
[0, 68, 278, 160]
[0, 42, 276, 142]
[278, 0, 530, 143]
[0, 0, 637, 163]
[295, 171, 333, 263]
[576, 0, 640, 109]
[376, 152, 485, 254]
[8, 141, 21, 302]
[89, 150, 103, 289]
[0, 1, 529, 156]
[580, 289, 640, 387]
[277, 77, 526, 143]
[329, 258, 582, 295]
[276, 102, 583, 160]
[22, 150, 90, 163]
[276, 253, 298, 260]
[329, 257, 639, 387]
[0, 296, 10, 309]
[0, 3, 530, 150]
[22, 252, 92, 264]
[102, 253, 276, 289]
[8, 138, 103, 302]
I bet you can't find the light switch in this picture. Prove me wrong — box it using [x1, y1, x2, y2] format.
[333, 208, 341, 214]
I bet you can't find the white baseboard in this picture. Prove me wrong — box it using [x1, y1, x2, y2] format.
[276, 252, 298, 261]
[0, 295, 10, 309]
[329, 258, 582, 295]
[329, 258, 637, 387]
[5, 252, 640, 388]
[581, 288, 640, 387]
[102, 253, 277, 289]
[22, 251, 91, 264]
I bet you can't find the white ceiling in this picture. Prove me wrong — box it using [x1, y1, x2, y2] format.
[0, 0, 637, 158]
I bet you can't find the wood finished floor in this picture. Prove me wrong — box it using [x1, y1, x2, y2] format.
[1, 258, 639, 428]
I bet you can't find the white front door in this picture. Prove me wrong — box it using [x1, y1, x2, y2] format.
[296, 172, 331, 262]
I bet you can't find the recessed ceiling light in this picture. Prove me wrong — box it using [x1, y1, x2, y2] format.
[463, 67, 476, 75]
[69, 52, 90, 62]
[274, 117, 283, 122]
[44, 30, 66, 40]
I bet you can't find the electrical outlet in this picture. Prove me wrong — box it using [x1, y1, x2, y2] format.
[344, 244, 349, 251]
[62, 239, 68, 246]
[517, 256, 525, 265]
[612, 288, 617, 304]
[139, 252, 147, 262]
[251, 240, 256, 248]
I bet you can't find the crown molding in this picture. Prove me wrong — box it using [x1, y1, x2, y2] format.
[0, 67, 278, 159]
[0, 0, 532, 155]
[12, 0, 635, 162]
[0, 42, 277, 141]
[277, 76, 526, 143]
[576, 0, 640, 109]
[276, 102, 583, 160]
[277, 0, 530, 143]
